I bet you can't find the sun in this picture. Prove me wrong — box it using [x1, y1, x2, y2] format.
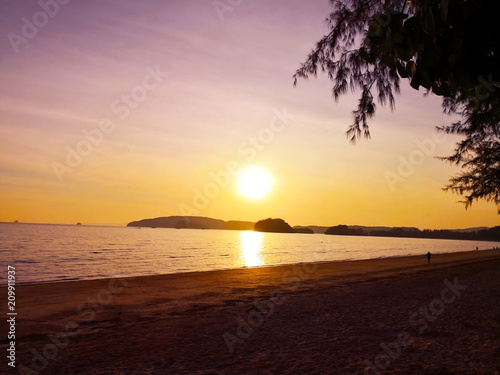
[237, 165, 274, 200]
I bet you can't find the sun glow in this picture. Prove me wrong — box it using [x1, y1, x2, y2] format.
[236, 165, 274, 200]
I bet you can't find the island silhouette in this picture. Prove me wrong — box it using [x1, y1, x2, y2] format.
[127, 216, 255, 231]
[126, 216, 500, 241]
[254, 218, 295, 233]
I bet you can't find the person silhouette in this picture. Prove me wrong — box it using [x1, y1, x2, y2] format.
[426, 251, 431, 263]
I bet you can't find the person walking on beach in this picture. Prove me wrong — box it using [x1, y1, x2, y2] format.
[426, 251, 431, 263]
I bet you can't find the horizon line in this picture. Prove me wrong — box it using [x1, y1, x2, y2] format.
[0, 219, 493, 232]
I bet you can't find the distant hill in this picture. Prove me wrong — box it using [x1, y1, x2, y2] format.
[126, 216, 498, 241]
[323, 224, 500, 241]
[452, 227, 489, 233]
[225, 220, 257, 231]
[293, 225, 329, 234]
[295, 224, 492, 236]
[293, 227, 314, 234]
[127, 216, 254, 230]
[349, 225, 420, 234]
[254, 218, 295, 233]
[325, 225, 364, 236]
[293, 224, 419, 234]
[293, 225, 420, 236]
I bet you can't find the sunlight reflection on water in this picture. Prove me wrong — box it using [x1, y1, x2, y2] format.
[1, 223, 499, 284]
[239, 231, 264, 267]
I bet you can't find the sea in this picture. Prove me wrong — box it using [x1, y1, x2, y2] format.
[1, 223, 499, 285]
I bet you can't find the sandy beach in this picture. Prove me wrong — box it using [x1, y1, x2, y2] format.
[2, 249, 500, 374]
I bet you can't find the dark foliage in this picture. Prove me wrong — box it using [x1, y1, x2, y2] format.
[294, 0, 500, 211]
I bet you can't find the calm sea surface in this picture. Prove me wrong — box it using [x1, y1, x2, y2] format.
[1, 223, 498, 285]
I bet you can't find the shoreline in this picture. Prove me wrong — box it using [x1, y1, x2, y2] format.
[3, 247, 499, 287]
[2, 249, 499, 374]
[5, 249, 500, 320]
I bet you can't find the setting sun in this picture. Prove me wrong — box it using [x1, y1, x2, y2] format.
[237, 165, 274, 200]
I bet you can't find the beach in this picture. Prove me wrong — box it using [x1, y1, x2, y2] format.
[2, 249, 500, 374]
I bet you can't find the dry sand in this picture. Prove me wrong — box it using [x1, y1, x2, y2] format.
[1, 249, 500, 374]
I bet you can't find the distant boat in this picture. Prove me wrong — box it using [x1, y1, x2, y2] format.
[76, 222, 82, 226]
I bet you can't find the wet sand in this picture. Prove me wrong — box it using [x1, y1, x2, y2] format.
[2, 249, 500, 374]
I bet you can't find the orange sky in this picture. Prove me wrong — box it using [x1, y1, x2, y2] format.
[0, 0, 498, 229]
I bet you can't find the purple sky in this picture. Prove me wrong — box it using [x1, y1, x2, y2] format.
[0, 0, 497, 228]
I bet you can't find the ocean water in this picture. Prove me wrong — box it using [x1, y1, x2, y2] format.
[0, 223, 498, 285]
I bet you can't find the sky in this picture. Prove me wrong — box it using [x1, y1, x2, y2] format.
[0, 0, 498, 229]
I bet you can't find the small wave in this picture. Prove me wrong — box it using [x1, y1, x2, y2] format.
[58, 276, 82, 281]
[88, 274, 107, 278]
